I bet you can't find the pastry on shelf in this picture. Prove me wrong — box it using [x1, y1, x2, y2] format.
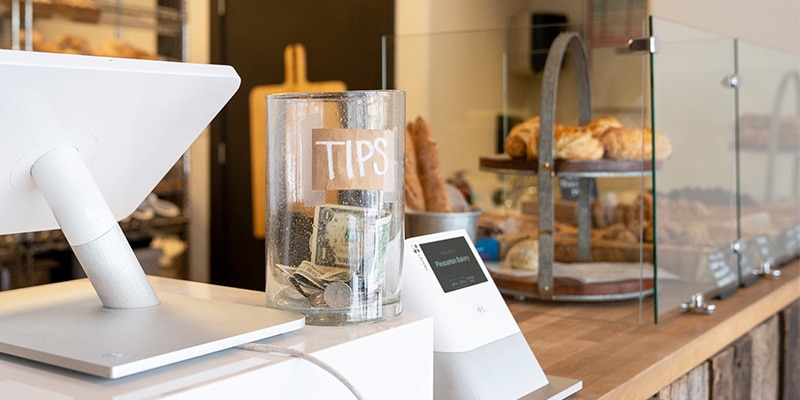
[504, 239, 539, 272]
[503, 116, 604, 160]
[503, 115, 673, 162]
[12, 30, 160, 60]
[591, 191, 653, 229]
[600, 127, 673, 161]
[503, 116, 539, 160]
[92, 38, 161, 60]
[586, 115, 622, 138]
[553, 124, 605, 160]
[55, 33, 92, 54]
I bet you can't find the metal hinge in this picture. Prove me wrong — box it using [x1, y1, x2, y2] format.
[627, 36, 659, 54]
[217, 0, 226, 17]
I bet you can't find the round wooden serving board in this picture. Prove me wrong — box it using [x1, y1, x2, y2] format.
[487, 263, 655, 302]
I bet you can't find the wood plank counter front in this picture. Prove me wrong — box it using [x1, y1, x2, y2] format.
[507, 260, 800, 399]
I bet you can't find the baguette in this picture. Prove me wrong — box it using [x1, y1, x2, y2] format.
[404, 122, 426, 211]
[410, 116, 452, 212]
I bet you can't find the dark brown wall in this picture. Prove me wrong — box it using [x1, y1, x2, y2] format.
[209, 0, 395, 290]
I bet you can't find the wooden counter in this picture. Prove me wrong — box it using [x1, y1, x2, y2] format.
[508, 260, 800, 399]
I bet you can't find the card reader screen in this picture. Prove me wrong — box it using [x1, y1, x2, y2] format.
[419, 236, 488, 293]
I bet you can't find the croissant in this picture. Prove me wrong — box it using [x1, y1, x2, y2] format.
[601, 127, 673, 161]
[504, 115, 673, 161]
[586, 116, 622, 138]
[553, 125, 605, 160]
[505, 117, 604, 160]
[503, 116, 539, 160]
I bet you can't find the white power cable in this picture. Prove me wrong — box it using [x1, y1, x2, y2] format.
[237, 343, 364, 400]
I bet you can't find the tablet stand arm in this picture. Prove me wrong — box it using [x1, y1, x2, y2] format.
[31, 145, 160, 309]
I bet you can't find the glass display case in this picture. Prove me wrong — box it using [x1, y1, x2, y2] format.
[651, 17, 800, 321]
[384, 19, 653, 326]
[649, 18, 740, 319]
[385, 15, 799, 325]
[736, 39, 800, 270]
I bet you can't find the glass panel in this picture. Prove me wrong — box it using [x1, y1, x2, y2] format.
[385, 17, 652, 325]
[737, 41, 800, 274]
[651, 18, 739, 321]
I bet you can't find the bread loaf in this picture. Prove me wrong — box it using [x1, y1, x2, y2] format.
[505, 239, 539, 272]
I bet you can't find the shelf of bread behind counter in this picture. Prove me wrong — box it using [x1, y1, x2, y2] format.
[480, 115, 672, 175]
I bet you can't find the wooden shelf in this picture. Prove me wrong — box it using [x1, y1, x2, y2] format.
[479, 154, 661, 177]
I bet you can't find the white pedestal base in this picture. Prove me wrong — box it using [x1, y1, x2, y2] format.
[0, 277, 434, 399]
[523, 375, 583, 400]
[0, 279, 304, 378]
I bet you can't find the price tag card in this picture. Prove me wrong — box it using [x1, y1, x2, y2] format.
[753, 234, 773, 262]
[737, 239, 760, 287]
[778, 225, 800, 263]
[558, 177, 597, 201]
[707, 248, 738, 298]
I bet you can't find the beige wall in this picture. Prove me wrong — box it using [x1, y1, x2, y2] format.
[650, 0, 800, 56]
[187, 0, 212, 282]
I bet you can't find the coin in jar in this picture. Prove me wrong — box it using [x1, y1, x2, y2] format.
[323, 281, 352, 308]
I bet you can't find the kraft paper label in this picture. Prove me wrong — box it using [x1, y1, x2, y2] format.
[311, 128, 395, 191]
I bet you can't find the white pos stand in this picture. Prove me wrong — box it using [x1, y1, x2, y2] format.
[0, 50, 304, 378]
[403, 230, 582, 399]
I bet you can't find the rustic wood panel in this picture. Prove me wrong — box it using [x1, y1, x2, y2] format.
[711, 346, 735, 399]
[749, 315, 780, 400]
[652, 300, 795, 400]
[733, 335, 753, 398]
[655, 362, 709, 399]
[688, 363, 710, 400]
[781, 300, 800, 400]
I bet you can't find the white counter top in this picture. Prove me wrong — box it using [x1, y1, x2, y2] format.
[0, 277, 433, 399]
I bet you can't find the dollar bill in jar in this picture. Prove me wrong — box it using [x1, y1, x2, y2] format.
[311, 204, 391, 295]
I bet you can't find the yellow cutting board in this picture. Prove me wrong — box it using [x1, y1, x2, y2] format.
[249, 43, 347, 238]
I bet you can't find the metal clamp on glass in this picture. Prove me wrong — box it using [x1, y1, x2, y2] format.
[721, 73, 740, 88]
[627, 36, 659, 54]
[681, 292, 716, 315]
[755, 262, 782, 279]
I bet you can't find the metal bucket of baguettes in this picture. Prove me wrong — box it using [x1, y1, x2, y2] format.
[404, 116, 482, 241]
